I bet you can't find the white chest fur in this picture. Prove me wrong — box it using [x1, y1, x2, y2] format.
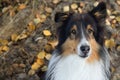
[46, 54, 108, 80]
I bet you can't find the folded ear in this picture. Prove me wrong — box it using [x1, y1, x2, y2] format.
[90, 2, 107, 21]
[55, 12, 70, 22]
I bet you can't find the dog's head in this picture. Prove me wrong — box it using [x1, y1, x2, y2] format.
[55, 2, 107, 62]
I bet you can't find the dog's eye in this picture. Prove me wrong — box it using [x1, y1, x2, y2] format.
[88, 29, 94, 34]
[71, 29, 76, 35]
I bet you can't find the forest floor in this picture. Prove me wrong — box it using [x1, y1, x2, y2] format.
[0, 0, 120, 80]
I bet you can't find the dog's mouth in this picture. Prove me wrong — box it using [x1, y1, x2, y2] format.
[79, 53, 89, 58]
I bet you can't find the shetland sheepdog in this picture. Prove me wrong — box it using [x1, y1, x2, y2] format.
[45, 2, 111, 80]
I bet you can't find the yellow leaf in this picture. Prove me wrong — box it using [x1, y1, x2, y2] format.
[1, 46, 9, 52]
[37, 51, 46, 59]
[43, 30, 52, 37]
[31, 62, 40, 70]
[105, 39, 115, 48]
[0, 39, 9, 45]
[36, 58, 44, 66]
[17, 33, 28, 40]
[27, 22, 36, 32]
[11, 34, 18, 41]
[18, 4, 26, 10]
[71, 3, 78, 10]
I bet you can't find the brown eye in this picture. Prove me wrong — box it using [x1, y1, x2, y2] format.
[71, 29, 76, 35]
[88, 29, 94, 34]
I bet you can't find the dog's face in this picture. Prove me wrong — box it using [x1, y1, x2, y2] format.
[55, 2, 107, 62]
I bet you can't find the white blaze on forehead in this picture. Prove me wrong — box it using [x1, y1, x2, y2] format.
[77, 25, 91, 55]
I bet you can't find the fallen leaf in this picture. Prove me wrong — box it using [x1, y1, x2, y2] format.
[28, 69, 35, 76]
[63, 5, 70, 12]
[36, 58, 44, 66]
[43, 30, 52, 37]
[18, 4, 26, 10]
[40, 14, 47, 23]
[27, 22, 36, 32]
[78, 7, 82, 13]
[11, 33, 18, 41]
[31, 62, 40, 70]
[71, 3, 78, 10]
[105, 39, 115, 48]
[94, 1, 99, 7]
[45, 7, 53, 13]
[1, 46, 9, 52]
[19, 63, 26, 68]
[17, 33, 28, 40]
[116, 16, 120, 22]
[53, 0, 60, 4]
[37, 51, 46, 59]
[41, 66, 47, 71]
[33, 18, 41, 25]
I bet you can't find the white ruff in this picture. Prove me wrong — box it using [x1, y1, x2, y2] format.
[47, 54, 108, 80]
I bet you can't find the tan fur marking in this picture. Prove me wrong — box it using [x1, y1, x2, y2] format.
[62, 38, 79, 56]
[71, 25, 77, 31]
[87, 25, 94, 31]
[87, 38, 100, 63]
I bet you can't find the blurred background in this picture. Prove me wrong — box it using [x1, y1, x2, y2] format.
[0, 0, 120, 80]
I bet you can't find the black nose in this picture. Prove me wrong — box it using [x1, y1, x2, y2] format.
[80, 45, 90, 54]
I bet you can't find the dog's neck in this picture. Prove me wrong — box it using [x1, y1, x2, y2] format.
[46, 51, 110, 80]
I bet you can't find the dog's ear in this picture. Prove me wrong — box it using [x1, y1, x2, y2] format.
[90, 2, 107, 21]
[55, 12, 70, 22]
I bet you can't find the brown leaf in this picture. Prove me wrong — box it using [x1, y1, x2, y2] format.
[18, 4, 26, 10]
